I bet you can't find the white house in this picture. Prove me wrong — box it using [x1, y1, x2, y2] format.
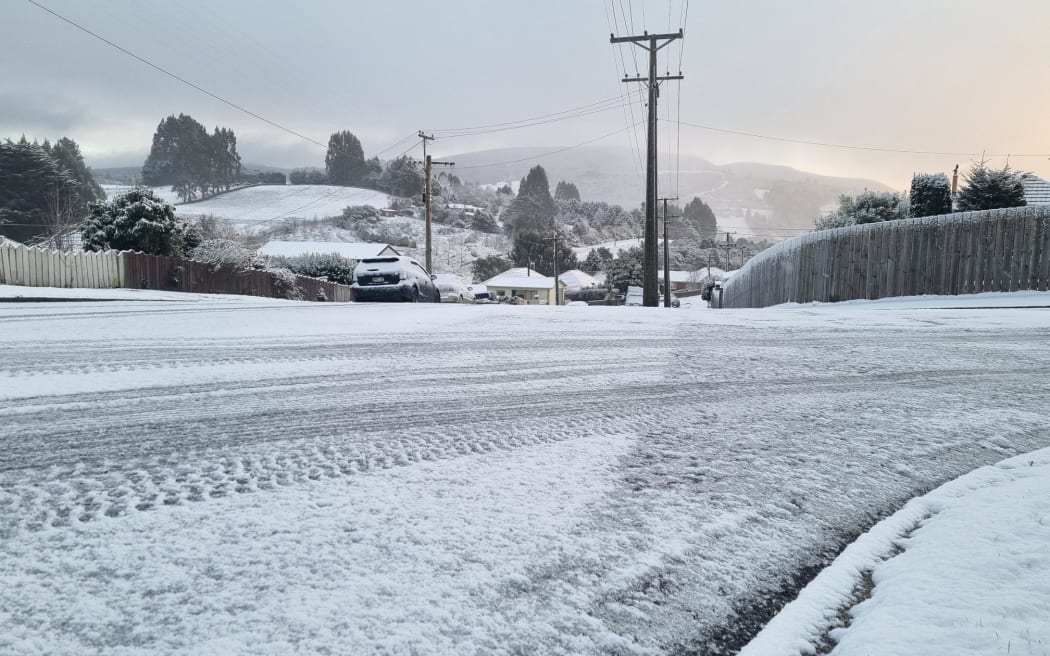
[558, 269, 602, 293]
[483, 268, 566, 305]
[258, 241, 400, 260]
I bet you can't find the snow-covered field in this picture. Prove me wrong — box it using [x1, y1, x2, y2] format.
[172, 184, 391, 227]
[2, 297, 1050, 654]
[102, 184, 391, 227]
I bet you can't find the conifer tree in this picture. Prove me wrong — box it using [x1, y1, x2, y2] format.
[325, 130, 366, 186]
[956, 160, 1027, 211]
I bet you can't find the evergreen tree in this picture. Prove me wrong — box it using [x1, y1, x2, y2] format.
[581, 246, 614, 273]
[956, 161, 1027, 211]
[47, 137, 104, 211]
[82, 187, 189, 255]
[471, 254, 513, 282]
[0, 139, 79, 244]
[379, 156, 423, 198]
[604, 246, 644, 293]
[141, 114, 240, 201]
[325, 130, 366, 186]
[554, 180, 581, 201]
[506, 166, 575, 274]
[682, 197, 717, 239]
[210, 127, 241, 193]
[908, 173, 952, 218]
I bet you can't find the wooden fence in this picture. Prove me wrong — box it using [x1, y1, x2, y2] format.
[0, 242, 353, 302]
[0, 243, 122, 288]
[721, 206, 1050, 308]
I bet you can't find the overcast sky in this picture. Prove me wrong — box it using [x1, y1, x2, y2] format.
[3, 0, 1048, 188]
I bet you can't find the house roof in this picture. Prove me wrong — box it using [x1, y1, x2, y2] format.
[258, 241, 400, 259]
[484, 268, 560, 290]
[558, 269, 601, 289]
[1022, 175, 1050, 205]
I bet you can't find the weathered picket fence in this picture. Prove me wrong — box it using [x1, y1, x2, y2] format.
[0, 241, 353, 302]
[721, 206, 1050, 308]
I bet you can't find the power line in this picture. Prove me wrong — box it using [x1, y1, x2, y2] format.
[426, 100, 639, 139]
[428, 89, 642, 134]
[453, 123, 643, 170]
[675, 119, 1050, 158]
[26, 0, 328, 150]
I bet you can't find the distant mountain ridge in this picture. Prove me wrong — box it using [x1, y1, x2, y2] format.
[443, 146, 890, 236]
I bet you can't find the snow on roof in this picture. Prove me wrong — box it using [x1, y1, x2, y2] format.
[483, 269, 558, 289]
[1022, 174, 1050, 205]
[558, 269, 600, 289]
[258, 241, 400, 259]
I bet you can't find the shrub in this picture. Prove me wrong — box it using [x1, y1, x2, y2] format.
[267, 252, 356, 285]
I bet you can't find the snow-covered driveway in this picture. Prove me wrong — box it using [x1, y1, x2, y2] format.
[2, 299, 1049, 655]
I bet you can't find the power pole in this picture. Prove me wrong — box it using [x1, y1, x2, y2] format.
[418, 131, 454, 273]
[716, 231, 736, 272]
[611, 29, 683, 307]
[659, 197, 678, 307]
[543, 235, 563, 305]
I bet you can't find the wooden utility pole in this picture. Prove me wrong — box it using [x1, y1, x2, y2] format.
[418, 131, 454, 273]
[543, 235, 563, 305]
[715, 231, 736, 272]
[659, 197, 678, 307]
[611, 29, 683, 307]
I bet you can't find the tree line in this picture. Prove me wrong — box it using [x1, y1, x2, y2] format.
[0, 136, 104, 247]
[816, 160, 1029, 231]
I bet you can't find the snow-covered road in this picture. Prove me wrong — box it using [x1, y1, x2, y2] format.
[2, 299, 1049, 655]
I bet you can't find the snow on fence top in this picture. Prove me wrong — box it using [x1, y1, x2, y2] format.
[721, 205, 1050, 308]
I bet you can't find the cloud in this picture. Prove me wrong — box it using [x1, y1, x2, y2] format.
[0, 92, 94, 137]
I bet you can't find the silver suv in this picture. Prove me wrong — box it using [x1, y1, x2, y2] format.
[351, 257, 440, 302]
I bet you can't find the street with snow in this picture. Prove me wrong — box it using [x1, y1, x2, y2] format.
[2, 295, 1049, 655]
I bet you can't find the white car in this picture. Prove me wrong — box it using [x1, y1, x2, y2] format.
[433, 274, 475, 303]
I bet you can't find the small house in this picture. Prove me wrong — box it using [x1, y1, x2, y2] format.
[484, 268, 567, 305]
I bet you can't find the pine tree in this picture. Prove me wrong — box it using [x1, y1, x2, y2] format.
[956, 160, 1027, 211]
[325, 130, 366, 186]
[49, 137, 104, 211]
[683, 197, 717, 239]
[0, 139, 80, 244]
[909, 173, 952, 217]
[554, 180, 581, 201]
[379, 156, 423, 198]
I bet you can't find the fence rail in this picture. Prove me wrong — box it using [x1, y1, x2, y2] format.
[0, 243, 353, 302]
[722, 206, 1050, 308]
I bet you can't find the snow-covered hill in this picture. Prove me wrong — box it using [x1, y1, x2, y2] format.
[103, 184, 391, 228]
[264, 215, 509, 280]
[173, 185, 391, 227]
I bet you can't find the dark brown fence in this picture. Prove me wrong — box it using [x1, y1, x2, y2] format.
[121, 252, 353, 302]
[721, 206, 1050, 308]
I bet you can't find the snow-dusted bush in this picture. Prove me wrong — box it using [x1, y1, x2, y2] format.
[82, 187, 188, 255]
[266, 252, 356, 285]
[909, 173, 953, 218]
[189, 238, 255, 270]
[815, 191, 907, 231]
[262, 266, 302, 300]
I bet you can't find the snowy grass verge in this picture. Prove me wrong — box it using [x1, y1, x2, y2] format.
[774, 289, 1050, 311]
[0, 284, 302, 303]
[740, 445, 1050, 656]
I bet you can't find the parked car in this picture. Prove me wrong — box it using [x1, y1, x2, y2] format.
[433, 274, 475, 303]
[624, 285, 680, 307]
[351, 256, 440, 302]
[473, 292, 496, 304]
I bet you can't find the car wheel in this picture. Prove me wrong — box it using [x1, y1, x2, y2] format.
[410, 286, 420, 302]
